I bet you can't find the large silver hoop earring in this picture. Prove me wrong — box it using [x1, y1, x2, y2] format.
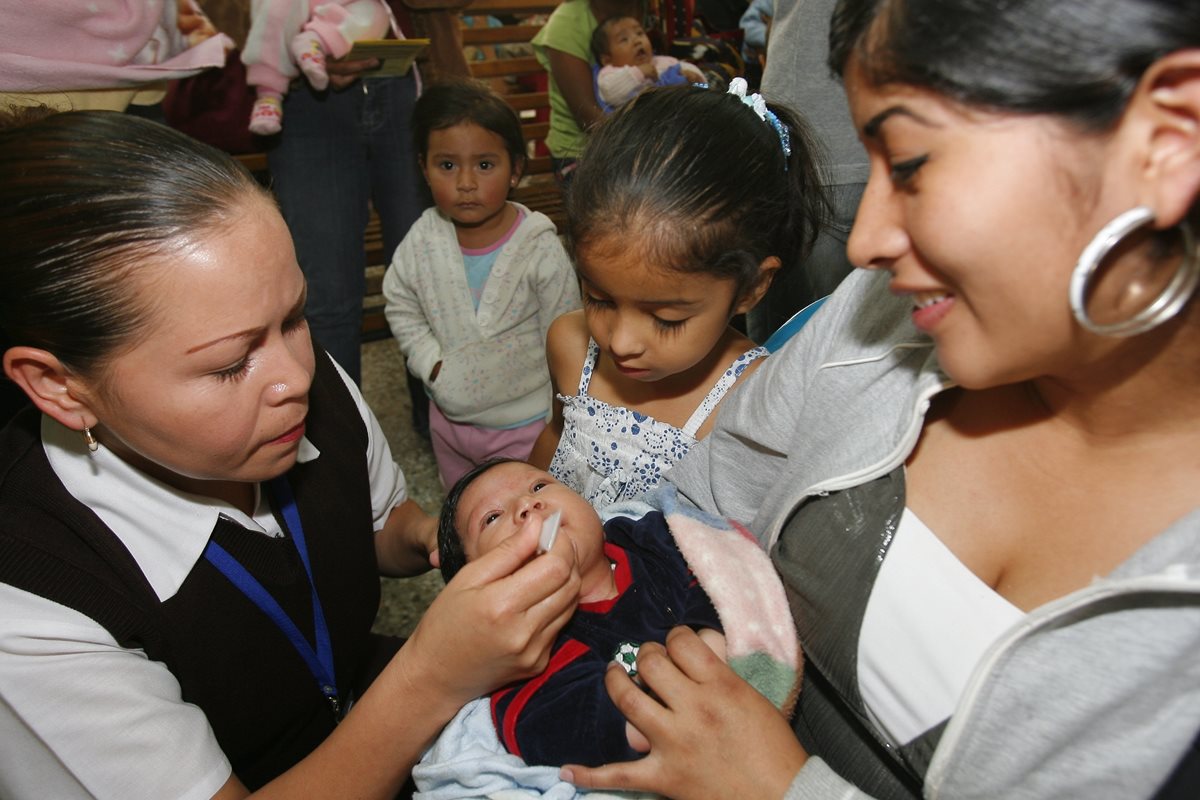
[1069, 206, 1200, 337]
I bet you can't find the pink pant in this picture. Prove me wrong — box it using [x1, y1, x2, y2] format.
[429, 404, 547, 490]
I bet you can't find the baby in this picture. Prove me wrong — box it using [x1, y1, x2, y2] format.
[242, 0, 391, 135]
[437, 458, 726, 768]
[591, 16, 706, 109]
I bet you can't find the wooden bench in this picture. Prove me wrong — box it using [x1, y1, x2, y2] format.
[460, 0, 565, 231]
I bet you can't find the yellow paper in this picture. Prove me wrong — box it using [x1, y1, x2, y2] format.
[343, 38, 430, 76]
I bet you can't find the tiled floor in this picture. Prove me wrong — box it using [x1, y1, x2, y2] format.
[359, 337, 446, 638]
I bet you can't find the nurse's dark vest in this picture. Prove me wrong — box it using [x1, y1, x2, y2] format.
[0, 349, 382, 790]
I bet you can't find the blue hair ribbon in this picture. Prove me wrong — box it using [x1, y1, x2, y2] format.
[727, 77, 791, 166]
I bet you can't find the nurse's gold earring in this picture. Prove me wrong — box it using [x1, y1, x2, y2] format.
[1069, 206, 1200, 337]
[82, 426, 99, 453]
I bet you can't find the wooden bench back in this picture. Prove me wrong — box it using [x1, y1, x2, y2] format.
[461, 0, 561, 176]
[460, 0, 566, 230]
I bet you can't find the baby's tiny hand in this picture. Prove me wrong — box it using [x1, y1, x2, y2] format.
[640, 62, 658, 80]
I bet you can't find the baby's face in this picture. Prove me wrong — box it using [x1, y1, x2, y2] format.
[456, 462, 606, 571]
[603, 17, 652, 67]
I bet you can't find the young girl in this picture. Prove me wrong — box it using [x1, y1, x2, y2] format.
[242, 0, 392, 135]
[528, 81, 829, 507]
[383, 79, 580, 489]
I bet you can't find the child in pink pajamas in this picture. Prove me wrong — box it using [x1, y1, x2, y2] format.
[242, 0, 391, 135]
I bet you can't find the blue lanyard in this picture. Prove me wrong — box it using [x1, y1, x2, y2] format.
[203, 476, 339, 716]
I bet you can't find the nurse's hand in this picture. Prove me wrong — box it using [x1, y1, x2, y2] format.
[402, 514, 580, 707]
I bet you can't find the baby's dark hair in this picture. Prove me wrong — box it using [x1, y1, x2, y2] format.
[412, 79, 526, 172]
[568, 86, 830, 303]
[591, 15, 637, 63]
[437, 458, 521, 582]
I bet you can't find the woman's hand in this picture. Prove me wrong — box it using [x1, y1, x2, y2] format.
[326, 57, 381, 90]
[401, 515, 580, 707]
[562, 627, 808, 800]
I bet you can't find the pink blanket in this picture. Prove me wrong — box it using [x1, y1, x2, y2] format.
[0, 0, 233, 92]
[656, 484, 802, 714]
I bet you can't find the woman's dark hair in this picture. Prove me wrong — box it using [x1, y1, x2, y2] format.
[567, 86, 830, 302]
[437, 457, 520, 582]
[0, 109, 271, 379]
[829, 0, 1200, 132]
[411, 79, 527, 172]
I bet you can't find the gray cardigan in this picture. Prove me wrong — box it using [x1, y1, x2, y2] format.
[668, 268, 1200, 799]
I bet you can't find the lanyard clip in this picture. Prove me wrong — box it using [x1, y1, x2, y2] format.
[323, 685, 341, 719]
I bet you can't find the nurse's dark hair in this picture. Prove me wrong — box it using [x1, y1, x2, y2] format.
[567, 86, 830, 303]
[411, 79, 527, 172]
[437, 458, 520, 582]
[0, 108, 271, 379]
[829, 0, 1200, 132]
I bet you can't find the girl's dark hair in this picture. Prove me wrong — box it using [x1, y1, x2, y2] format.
[829, 0, 1200, 132]
[567, 86, 830, 302]
[437, 458, 520, 582]
[0, 109, 270, 378]
[412, 79, 527, 171]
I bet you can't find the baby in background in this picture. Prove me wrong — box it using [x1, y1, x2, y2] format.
[592, 16, 706, 109]
[436, 458, 727, 768]
[242, 0, 391, 135]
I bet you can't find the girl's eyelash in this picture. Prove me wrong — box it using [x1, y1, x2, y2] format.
[890, 155, 928, 184]
[584, 293, 686, 332]
[484, 512, 500, 526]
[654, 317, 688, 333]
[582, 294, 612, 308]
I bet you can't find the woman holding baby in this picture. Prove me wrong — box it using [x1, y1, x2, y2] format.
[564, 0, 1200, 797]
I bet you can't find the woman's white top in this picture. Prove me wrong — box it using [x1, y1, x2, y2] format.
[858, 507, 1025, 747]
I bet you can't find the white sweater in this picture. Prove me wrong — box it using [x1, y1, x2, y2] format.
[597, 56, 705, 107]
[382, 204, 580, 427]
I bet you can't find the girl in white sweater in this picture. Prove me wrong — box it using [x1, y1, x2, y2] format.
[383, 80, 580, 489]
